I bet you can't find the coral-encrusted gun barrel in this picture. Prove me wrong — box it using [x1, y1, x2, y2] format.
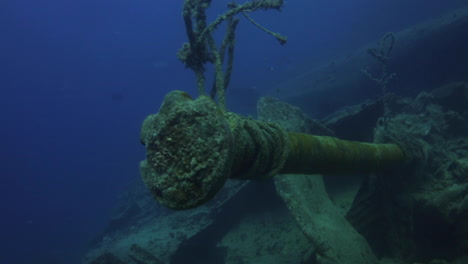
[139, 91, 407, 210]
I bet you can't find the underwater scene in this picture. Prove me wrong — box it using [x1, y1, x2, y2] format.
[2, 0, 468, 263]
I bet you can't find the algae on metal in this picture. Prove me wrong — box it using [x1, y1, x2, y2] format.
[140, 90, 407, 210]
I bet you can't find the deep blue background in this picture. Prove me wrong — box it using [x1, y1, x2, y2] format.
[1, 0, 465, 263]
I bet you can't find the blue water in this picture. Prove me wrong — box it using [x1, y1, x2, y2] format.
[1, 0, 465, 263]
